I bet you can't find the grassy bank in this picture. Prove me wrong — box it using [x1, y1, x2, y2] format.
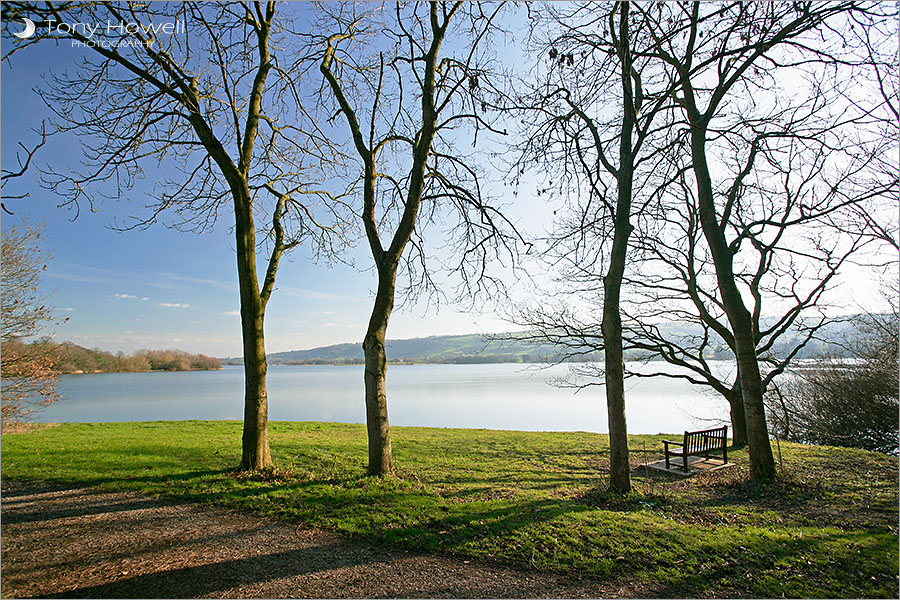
[2, 421, 897, 597]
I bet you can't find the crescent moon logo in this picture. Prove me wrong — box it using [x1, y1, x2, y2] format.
[13, 17, 36, 39]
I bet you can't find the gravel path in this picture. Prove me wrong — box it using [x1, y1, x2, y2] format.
[1, 480, 640, 598]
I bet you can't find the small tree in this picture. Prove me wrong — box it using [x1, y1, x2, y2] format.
[1, 224, 61, 423]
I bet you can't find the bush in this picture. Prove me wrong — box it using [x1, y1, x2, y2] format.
[767, 312, 899, 454]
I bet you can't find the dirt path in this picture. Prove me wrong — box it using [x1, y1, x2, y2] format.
[1, 480, 638, 598]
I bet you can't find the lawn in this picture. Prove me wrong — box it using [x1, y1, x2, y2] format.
[2, 421, 897, 598]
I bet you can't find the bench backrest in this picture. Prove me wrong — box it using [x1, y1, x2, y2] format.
[683, 426, 727, 454]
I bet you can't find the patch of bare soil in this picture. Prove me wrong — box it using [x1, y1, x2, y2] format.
[1, 480, 642, 599]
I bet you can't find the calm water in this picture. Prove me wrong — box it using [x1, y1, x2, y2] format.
[36, 362, 731, 434]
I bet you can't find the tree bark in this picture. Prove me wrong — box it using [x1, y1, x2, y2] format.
[601, 146, 634, 493]
[727, 382, 748, 447]
[233, 184, 273, 470]
[363, 264, 397, 476]
[602, 284, 631, 493]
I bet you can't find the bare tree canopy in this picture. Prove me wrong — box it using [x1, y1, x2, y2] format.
[314, 1, 522, 475]
[508, 1, 686, 492]
[2, 1, 353, 469]
[1, 223, 63, 423]
[509, 1, 897, 485]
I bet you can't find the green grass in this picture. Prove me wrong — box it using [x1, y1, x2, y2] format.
[2, 421, 897, 597]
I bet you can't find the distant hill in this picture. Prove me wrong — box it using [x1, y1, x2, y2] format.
[222, 333, 581, 365]
[221, 317, 866, 366]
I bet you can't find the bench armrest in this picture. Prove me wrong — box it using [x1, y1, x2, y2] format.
[662, 439, 683, 447]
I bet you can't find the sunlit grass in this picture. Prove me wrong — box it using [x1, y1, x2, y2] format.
[3, 421, 897, 597]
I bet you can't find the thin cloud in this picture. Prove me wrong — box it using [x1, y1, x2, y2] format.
[143, 270, 236, 291]
[46, 263, 122, 284]
[114, 293, 137, 300]
[280, 286, 359, 302]
[222, 310, 240, 316]
[46, 271, 112, 284]
[158, 302, 190, 308]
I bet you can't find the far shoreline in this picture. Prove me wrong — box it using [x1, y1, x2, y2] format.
[61, 366, 224, 375]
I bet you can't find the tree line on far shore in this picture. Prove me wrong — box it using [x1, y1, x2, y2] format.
[4, 338, 221, 375]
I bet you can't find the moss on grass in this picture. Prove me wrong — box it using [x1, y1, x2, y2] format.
[2, 421, 897, 597]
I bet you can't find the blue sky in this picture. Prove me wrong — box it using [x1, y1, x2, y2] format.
[0, 16, 530, 357]
[2, 6, 894, 359]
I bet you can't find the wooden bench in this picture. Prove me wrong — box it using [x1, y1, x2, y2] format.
[663, 426, 728, 472]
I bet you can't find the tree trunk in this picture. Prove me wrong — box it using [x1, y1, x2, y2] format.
[601, 304, 631, 493]
[602, 151, 634, 494]
[240, 328, 271, 470]
[732, 324, 774, 480]
[234, 184, 273, 470]
[689, 127, 776, 483]
[362, 265, 396, 476]
[601, 2, 635, 495]
[727, 383, 748, 447]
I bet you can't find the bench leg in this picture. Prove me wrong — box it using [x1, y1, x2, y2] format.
[665, 454, 670, 470]
[682, 454, 688, 472]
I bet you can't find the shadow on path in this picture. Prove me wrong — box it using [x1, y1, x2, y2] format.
[2, 480, 629, 599]
[33, 542, 384, 599]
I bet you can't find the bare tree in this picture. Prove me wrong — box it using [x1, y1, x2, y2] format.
[508, 2, 680, 493]
[508, 2, 896, 481]
[621, 122, 886, 446]
[1, 223, 63, 424]
[316, 2, 520, 476]
[3, 1, 351, 469]
[634, 1, 897, 482]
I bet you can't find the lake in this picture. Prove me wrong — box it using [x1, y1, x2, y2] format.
[35, 362, 732, 434]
